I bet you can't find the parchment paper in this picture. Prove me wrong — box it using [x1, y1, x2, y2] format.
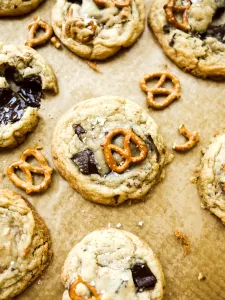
[1, 0, 225, 299]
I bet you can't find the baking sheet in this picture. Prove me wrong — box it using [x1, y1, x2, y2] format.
[1, 0, 225, 299]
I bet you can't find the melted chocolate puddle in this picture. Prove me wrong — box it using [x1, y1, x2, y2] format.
[131, 263, 157, 292]
[0, 69, 42, 125]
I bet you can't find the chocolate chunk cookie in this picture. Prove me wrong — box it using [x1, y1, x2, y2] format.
[149, 0, 225, 79]
[0, 0, 45, 16]
[52, 96, 171, 205]
[0, 42, 57, 149]
[61, 229, 165, 300]
[0, 189, 52, 299]
[52, 0, 145, 60]
[196, 131, 225, 225]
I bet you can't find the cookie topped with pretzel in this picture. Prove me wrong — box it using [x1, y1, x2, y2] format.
[149, 0, 225, 79]
[51, 0, 145, 60]
[52, 96, 172, 205]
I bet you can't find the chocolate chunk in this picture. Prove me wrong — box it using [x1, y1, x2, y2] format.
[73, 124, 86, 141]
[205, 24, 225, 43]
[146, 135, 159, 161]
[71, 149, 99, 175]
[163, 24, 170, 34]
[131, 263, 157, 292]
[213, 7, 225, 20]
[0, 74, 42, 125]
[169, 33, 176, 47]
[67, 0, 82, 4]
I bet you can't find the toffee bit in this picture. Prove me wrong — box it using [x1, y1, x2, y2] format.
[174, 229, 190, 255]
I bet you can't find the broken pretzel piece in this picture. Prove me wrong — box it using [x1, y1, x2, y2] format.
[164, 0, 191, 32]
[69, 276, 101, 300]
[173, 124, 199, 152]
[25, 16, 54, 48]
[7, 148, 53, 194]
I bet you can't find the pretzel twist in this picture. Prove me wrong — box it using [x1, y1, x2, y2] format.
[25, 16, 54, 48]
[173, 124, 199, 152]
[102, 128, 148, 174]
[164, 0, 191, 32]
[69, 276, 101, 300]
[140, 71, 181, 110]
[7, 148, 53, 194]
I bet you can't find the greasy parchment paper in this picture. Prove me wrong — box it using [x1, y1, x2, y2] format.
[1, 1, 225, 299]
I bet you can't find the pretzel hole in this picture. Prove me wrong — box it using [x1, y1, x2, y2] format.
[35, 27, 48, 38]
[145, 77, 174, 90]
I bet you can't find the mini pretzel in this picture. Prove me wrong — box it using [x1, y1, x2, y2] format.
[25, 16, 54, 48]
[164, 0, 191, 32]
[140, 71, 181, 110]
[7, 148, 53, 194]
[69, 276, 101, 300]
[173, 124, 199, 152]
[64, 18, 97, 43]
[93, 0, 130, 8]
[102, 128, 148, 174]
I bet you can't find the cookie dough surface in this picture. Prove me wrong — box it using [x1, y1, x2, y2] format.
[52, 96, 171, 205]
[0, 189, 52, 299]
[52, 0, 145, 60]
[0, 42, 57, 149]
[197, 132, 225, 224]
[61, 229, 165, 300]
[0, 0, 45, 16]
[149, 0, 225, 79]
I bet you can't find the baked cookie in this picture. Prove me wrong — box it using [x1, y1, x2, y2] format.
[196, 131, 225, 225]
[149, 0, 225, 79]
[61, 228, 165, 300]
[0, 42, 58, 149]
[52, 96, 171, 205]
[0, 189, 52, 299]
[0, 0, 45, 17]
[52, 0, 145, 60]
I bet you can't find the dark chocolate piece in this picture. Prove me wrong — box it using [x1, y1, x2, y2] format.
[163, 24, 170, 34]
[146, 135, 159, 161]
[0, 74, 42, 125]
[73, 124, 86, 141]
[131, 263, 157, 292]
[169, 33, 176, 47]
[71, 149, 99, 175]
[67, 0, 82, 5]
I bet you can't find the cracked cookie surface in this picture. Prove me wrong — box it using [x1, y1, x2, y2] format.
[0, 0, 45, 16]
[52, 0, 145, 60]
[196, 132, 225, 225]
[149, 0, 225, 79]
[0, 42, 57, 149]
[61, 228, 165, 300]
[52, 96, 171, 205]
[0, 189, 52, 299]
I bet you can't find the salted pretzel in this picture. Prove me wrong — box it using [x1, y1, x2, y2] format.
[140, 71, 181, 110]
[101, 128, 148, 174]
[164, 0, 191, 32]
[64, 16, 97, 43]
[173, 124, 199, 152]
[7, 148, 53, 194]
[93, 0, 130, 8]
[25, 16, 54, 48]
[69, 276, 101, 300]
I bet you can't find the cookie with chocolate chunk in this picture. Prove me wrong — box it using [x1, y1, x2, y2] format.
[149, 0, 225, 79]
[196, 131, 225, 225]
[0, 189, 52, 299]
[61, 229, 165, 300]
[0, 42, 57, 149]
[0, 0, 45, 16]
[52, 96, 171, 205]
[51, 0, 145, 60]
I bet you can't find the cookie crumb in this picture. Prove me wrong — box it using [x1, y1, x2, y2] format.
[190, 176, 197, 184]
[138, 221, 144, 227]
[116, 223, 122, 229]
[174, 229, 190, 255]
[107, 223, 112, 228]
[198, 273, 206, 281]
